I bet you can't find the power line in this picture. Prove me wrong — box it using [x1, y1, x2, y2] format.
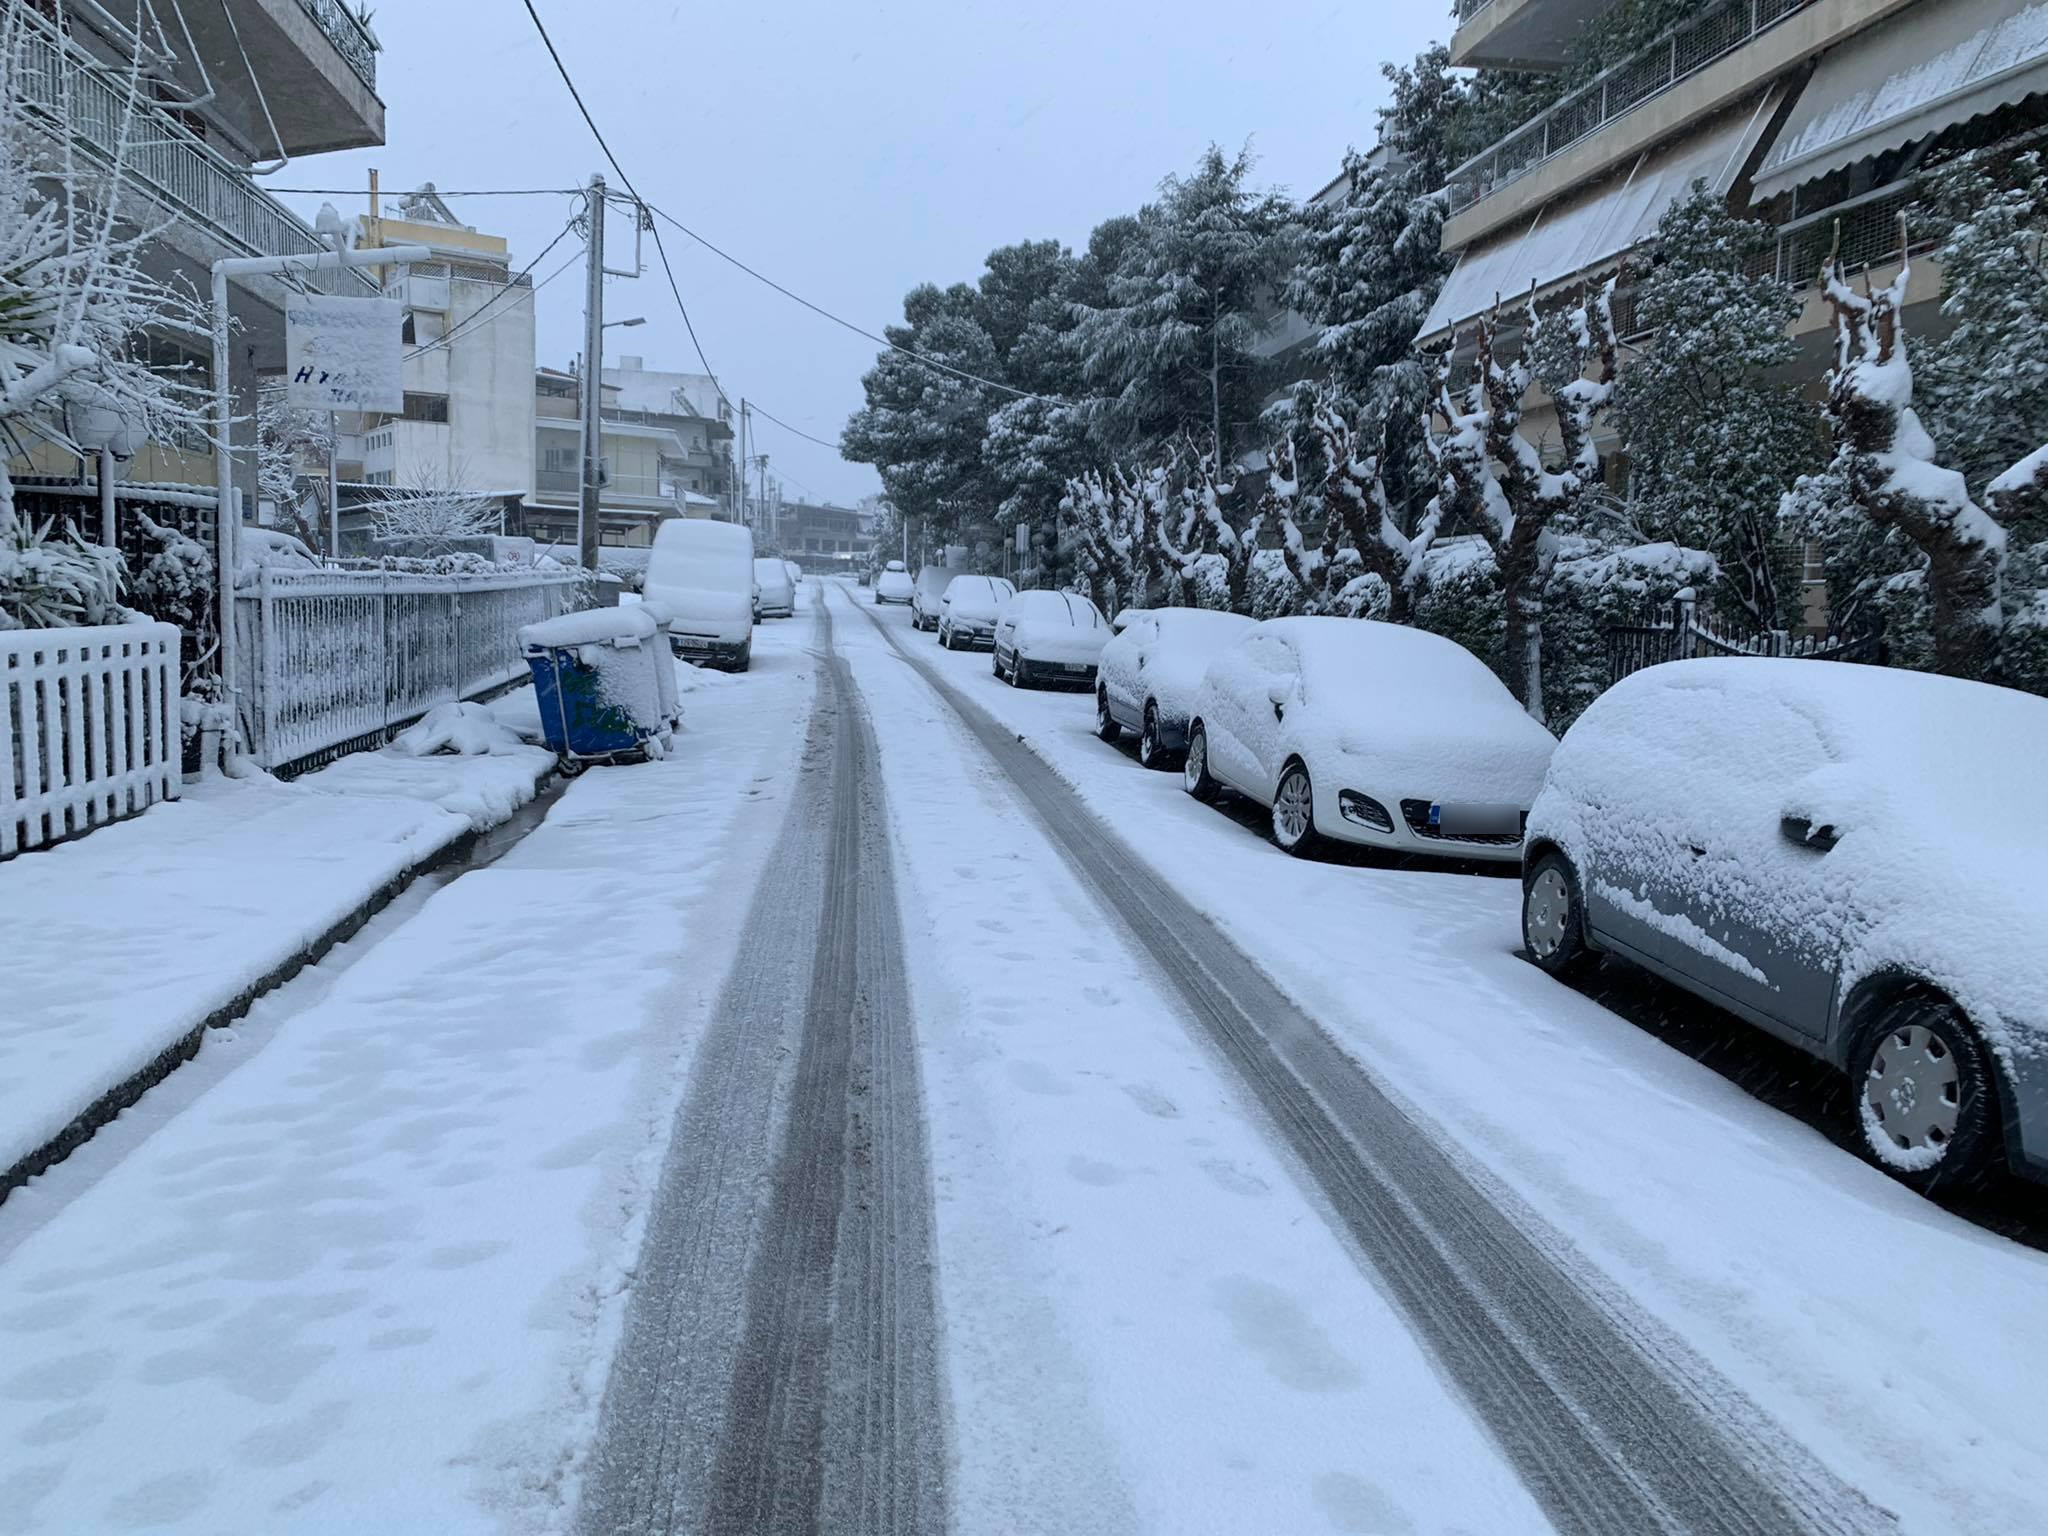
[405, 216, 581, 361]
[747, 399, 842, 454]
[641, 200, 1059, 405]
[265, 186, 584, 197]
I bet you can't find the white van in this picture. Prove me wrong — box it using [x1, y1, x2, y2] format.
[646, 519, 756, 672]
[753, 557, 796, 619]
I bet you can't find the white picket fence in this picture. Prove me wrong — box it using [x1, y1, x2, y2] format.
[2, 622, 182, 857]
[234, 565, 581, 772]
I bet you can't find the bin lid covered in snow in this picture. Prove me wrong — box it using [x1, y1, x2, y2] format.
[519, 606, 660, 650]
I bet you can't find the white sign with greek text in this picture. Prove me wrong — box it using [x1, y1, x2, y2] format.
[284, 296, 403, 412]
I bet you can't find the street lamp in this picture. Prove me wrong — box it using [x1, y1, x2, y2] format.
[605, 317, 645, 330]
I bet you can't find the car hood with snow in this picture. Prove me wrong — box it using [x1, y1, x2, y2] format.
[1529, 659, 2048, 1057]
[941, 575, 1014, 628]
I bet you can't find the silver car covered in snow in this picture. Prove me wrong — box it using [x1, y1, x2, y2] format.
[1522, 659, 2048, 1193]
[1096, 606, 1255, 768]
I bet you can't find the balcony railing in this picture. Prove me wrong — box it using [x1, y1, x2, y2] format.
[1456, 0, 1500, 20]
[1446, 0, 1815, 216]
[15, 11, 374, 295]
[294, 0, 379, 94]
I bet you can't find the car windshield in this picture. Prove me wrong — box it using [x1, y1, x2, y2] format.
[19, 5, 2046, 1532]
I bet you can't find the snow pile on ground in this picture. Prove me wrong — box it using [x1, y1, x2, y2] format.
[0, 701, 554, 1186]
[392, 701, 531, 758]
[0, 625, 819, 1534]
[673, 657, 737, 694]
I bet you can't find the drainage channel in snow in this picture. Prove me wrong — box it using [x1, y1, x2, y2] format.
[0, 775, 571, 1268]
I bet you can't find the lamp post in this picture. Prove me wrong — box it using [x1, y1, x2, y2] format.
[210, 244, 428, 754]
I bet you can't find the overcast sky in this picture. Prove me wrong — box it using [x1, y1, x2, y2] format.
[280, 2, 1449, 506]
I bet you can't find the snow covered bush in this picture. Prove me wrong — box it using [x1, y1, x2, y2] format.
[1540, 538, 1720, 733]
[363, 467, 503, 553]
[126, 512, 217, 690]
[0, 516, 123, 629]
[1411, 537, 1506, 689]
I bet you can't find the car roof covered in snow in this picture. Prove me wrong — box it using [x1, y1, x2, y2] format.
[1257, 617, 1517, 708]
[1006, 589, 1103, 626]
[1148, 607, 1256, 640]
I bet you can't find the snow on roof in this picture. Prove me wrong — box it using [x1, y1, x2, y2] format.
[1420, 96, 1778, 344]
[1753, 0, 2048, 200]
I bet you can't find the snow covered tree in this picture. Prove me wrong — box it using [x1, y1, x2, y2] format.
[1783, 245, 2006, 680]
[1428, 282, 1617, 723]
[1609, 186, 1817, 624]
[1076, 146, 1294, 467]
[363, 464, 502, 551]
[1916, 149, 2048, 495]
[256, 388, 336, 555]
[0, 5, 212, 624]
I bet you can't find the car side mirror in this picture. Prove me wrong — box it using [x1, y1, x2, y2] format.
[1779, 815, 1839, 852]
[1267, 680, 1291, 706]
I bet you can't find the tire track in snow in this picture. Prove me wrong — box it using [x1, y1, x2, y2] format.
[841, 582, 1892, 1536]
[576, 602, 947, 1536]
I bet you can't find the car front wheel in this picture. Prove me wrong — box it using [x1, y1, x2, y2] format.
[1850, 995, 2003, 1193]
[1271, 761, 1321, 857]
[1522, 851, 1590, 976]
[1183, 722, 1220, 804]
[1095, 688, 1121, 743]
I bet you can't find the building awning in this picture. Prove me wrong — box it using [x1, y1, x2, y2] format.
[1753, 0, 2048, 201]
[1419, 95, 1779, 345]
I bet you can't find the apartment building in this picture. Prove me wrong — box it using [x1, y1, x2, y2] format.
[4, 0, 385, 517]
[774, 501, 873, 569]
[1424, 0, 2048, 354]
[523, 366, 728, 549]
[336, 184, 538, 504]
[602, 357, 738, 513]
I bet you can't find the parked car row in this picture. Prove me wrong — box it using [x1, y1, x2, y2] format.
[884, 579, 2048, 1200]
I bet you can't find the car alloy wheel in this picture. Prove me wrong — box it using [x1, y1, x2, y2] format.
[1138, 703, 1165, 769]
[1183, 723, 1220, 804]
[1096, 688, 1121, 743]
[1272, 763, 1318, 855]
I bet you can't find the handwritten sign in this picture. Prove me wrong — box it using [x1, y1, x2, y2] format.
[284, 296, 403, 412]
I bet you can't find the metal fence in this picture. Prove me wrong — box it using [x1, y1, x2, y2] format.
[1608, 593, 1884, 686]
[294, 0, 379, 93]
[234, 566, 581, 773]
[1445, 0, 1816, 216]
[3, 622, 182, 858]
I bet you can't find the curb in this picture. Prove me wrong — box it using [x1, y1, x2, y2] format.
[0, 759, 562, 1207]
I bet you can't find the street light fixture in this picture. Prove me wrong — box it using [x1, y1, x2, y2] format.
[605, 317, 645, 330]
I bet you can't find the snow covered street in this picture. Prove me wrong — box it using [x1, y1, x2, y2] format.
[3, 580, 2046, 1535]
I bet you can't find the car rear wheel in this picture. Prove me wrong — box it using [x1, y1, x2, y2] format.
[1138, 702, 1170, 769]
[1095, 688, 1121, 742]
[1183, 722, 1220, 804]
[1849, 996, 2003, 1193]
[1522, 852, 1590, 976]
[1271, 761, 1321, 857]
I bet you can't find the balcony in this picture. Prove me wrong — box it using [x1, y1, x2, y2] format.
[1451, 0, 1630, 69]
[1447, 0, 1818, 222]
[14, 10, 375, 296]
[174, 0, 384, 156]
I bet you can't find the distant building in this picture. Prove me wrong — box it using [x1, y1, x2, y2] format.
[523, 365, 734, 548]
[775, 502, 872, 568]
[604, 358, 738, 516]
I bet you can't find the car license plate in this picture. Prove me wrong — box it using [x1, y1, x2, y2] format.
[1062, 662, 1090, 673]
[1430, 802, 1521, 835]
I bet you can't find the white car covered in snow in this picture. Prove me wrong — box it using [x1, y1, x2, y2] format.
[992, 589, 1109, 688]
[753, 557, 796, 619]
[1096, 606, 1255, 769]
[1182, 618, 1555, 862]
[874, 560, 913, 605]
[1522, 658, 2048, 1193]
[936, 574, 1015, 650]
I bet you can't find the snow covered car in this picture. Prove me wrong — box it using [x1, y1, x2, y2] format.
[644, 517, 755, 672]
[1096, 606, 1255, 769]
[753, 557, 796, 619]
[873, 561, 913, 604]
[910, 565, 962, 631]
[1182, 618, 1555, 862]
[784, 559, 802, 586]
[992, 589, 1110, 688]
[1522, 659, 2048, 1194]
[936, 574, 1015, 650]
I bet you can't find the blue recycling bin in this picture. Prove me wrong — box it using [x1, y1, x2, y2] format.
[520, 608, 672, 765]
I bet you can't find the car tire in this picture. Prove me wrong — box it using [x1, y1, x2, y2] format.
[1521, 851, 1590, 977]
[1183, 722, 1221, 804]
[1848, 993, 2004, 1193]
[1095, 688, 1122, 743]
[1271, 760, 1322, 857]
[1138, 702, 1171, 770]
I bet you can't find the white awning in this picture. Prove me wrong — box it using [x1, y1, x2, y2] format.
[1753, 0, 2048, 201]
[1419, 96, 1778, 345]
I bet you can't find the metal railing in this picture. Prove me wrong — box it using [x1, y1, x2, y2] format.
[233, 565, 580, 772]
[293, 0, 378, 94]
[13, 8, 373, 295]
[1446, 0, 1816, 216]
[1455, 0, 1501, 20]
[2, 622, 182, 857]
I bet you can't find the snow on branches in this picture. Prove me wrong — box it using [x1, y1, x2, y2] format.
[363, 466, 504, 552]
[1789, 233, 2007, 680]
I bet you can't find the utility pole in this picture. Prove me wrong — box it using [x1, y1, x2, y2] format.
[757, 453, 769, 546]
[737, 397, 750, 529]
[578, 172, 606, 572]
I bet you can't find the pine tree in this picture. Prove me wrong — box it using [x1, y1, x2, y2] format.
[1609, 186, 1818, 624]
